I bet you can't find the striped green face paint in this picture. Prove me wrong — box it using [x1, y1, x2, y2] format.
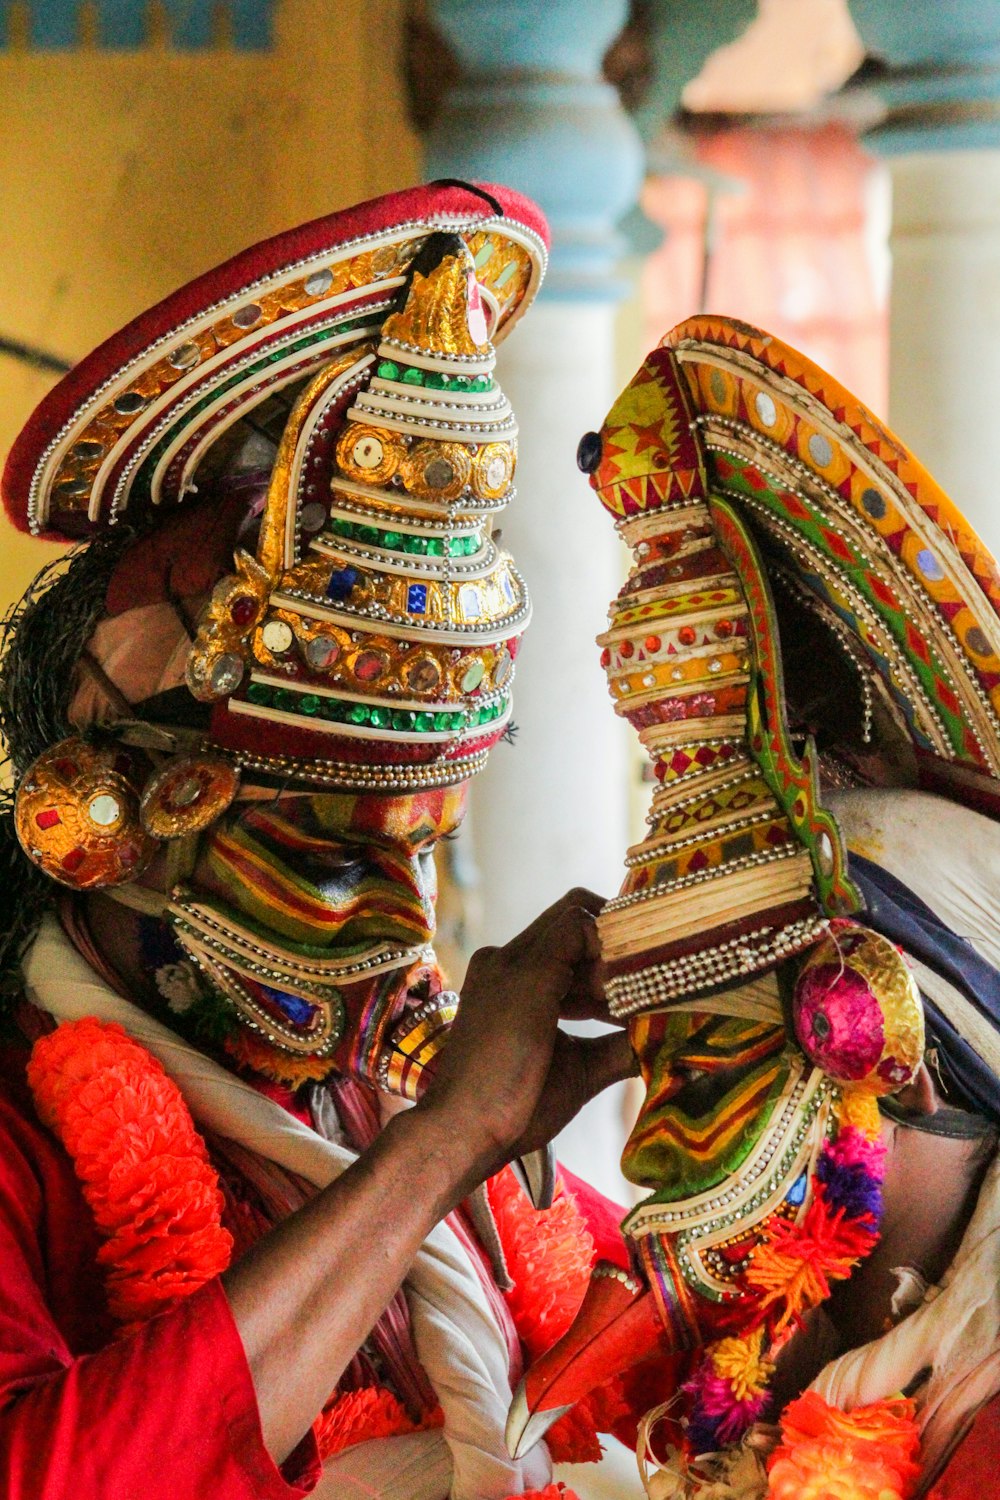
[184, 785, 467, 1068]
[195, 785, 467, 950]
[622, 1010, 791, 1201]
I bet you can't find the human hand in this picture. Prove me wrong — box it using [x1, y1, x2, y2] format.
[415, 888, 637, 1182]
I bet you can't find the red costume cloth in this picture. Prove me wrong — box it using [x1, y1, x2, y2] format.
[0, 1031, 633, 1498]
[0, 1042, 319, 1499]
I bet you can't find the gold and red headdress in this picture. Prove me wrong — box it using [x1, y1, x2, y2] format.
[3, 181, 547, 784]
[584, 318, 1000, 1015]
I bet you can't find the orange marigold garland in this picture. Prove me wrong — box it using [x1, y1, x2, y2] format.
[28, 1016, 436, 1459]
[488, 1165, 623, 1464]
[487, 1165, 595, 1360]
[502, 1487, 582, 1500]
[28, 1016, 233, 1328]
[313, 1386, 444, 1461]
[766, 1391, 921, 1500]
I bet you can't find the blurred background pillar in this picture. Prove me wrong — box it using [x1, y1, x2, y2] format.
[418, 0, 645, 1205]
[850, 0, 1000, 553]
[421, 0, 642, 954]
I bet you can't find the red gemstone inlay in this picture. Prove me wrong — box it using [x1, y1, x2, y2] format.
[715, 619, 733, 639]
[230, 595, 258, 628]
[645, 635, 662, 653]
[619, 640, 634, 659]
[61, 848, 86, 873]
[600, 647, 611, 668]
[678, 626, 696, 646]
[54, 759, 78, 781]
[35, 809, 61, 830]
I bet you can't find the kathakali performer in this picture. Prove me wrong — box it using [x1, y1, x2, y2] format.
[0, 182, 642, 1500]
[510, 318, 1000, 1500]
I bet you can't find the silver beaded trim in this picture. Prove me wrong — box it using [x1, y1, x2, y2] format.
[382, 335, 496, 365]
[169, 893, 429, 982]
[374, 989, 458, 1093]
[675, 1082, 835, 1297]
[277, 567, 530, 639]
[348, 394, 517, 439]
[604, 915, 827, 1017]
[176, 941, 342, 1055]
[326, 494, 484, 535]
[625, 1059, 824, 1235]
[108, 324, 385, 523]
[232, 745, 489, 791]
[626, 806, 781, 867]
[329, 475, 512, 517]
[603, 841, 805, 913]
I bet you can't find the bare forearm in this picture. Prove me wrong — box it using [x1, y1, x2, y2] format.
[223, 1101, 491, 1465]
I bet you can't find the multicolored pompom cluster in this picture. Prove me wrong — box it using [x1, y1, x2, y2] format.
[683, 1095, 886, 1452]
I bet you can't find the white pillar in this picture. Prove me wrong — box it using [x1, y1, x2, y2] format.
[888, 150, 1000, 555]
[474, 305, 632, 944]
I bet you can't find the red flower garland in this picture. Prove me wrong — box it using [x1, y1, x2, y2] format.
[28, 1017, 233, 1329]
[28, 1020, 597, 1477]
[766, 1391, 921, 1500]
[313, 1387, 444, 1461]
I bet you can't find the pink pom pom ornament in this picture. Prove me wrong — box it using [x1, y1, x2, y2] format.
[792, 921, 924, 1094]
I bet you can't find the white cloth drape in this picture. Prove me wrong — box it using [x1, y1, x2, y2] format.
[813, 787, 1000, 1486]
[22, 916, 552, 1500]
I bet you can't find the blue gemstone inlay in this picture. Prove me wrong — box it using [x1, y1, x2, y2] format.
[327, 566, 359, 601]
[407, 583, 428, 614]
[260, 985, 316, 1026]
[787, 1172, 808, 1207]
[917, 547, 945, 582]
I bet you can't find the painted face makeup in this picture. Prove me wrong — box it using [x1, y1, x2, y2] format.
[165, 783, 468, 1084]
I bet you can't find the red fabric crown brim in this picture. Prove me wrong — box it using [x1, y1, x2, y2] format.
[3, 181, 549, 541]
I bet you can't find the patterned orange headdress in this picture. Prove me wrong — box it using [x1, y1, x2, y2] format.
[581, 319, 1000, 1016]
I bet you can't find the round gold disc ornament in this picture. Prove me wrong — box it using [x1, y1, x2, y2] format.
[401, 441, 472, 501]
[15, 738, 156, 889]
[335, 422, 407, 488]
[473, 441, 515, 500]
[140, 754, 240, 840]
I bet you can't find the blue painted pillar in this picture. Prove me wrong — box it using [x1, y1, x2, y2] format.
[848, 1, 1000, 551]
[425, 0, 644, 298]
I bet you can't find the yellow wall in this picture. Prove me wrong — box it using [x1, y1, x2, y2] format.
[0, 0, 421, 606]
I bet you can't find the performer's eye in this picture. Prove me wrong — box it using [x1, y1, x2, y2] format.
[576, 430, 602, 473]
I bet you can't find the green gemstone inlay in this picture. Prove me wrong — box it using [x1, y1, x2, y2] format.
[377, 360, 401, 380]
[349, 704, 370, 725]
[401, 366, 424, 386]
[327, 515, 481, 560]
[247, 682, 270, 705]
